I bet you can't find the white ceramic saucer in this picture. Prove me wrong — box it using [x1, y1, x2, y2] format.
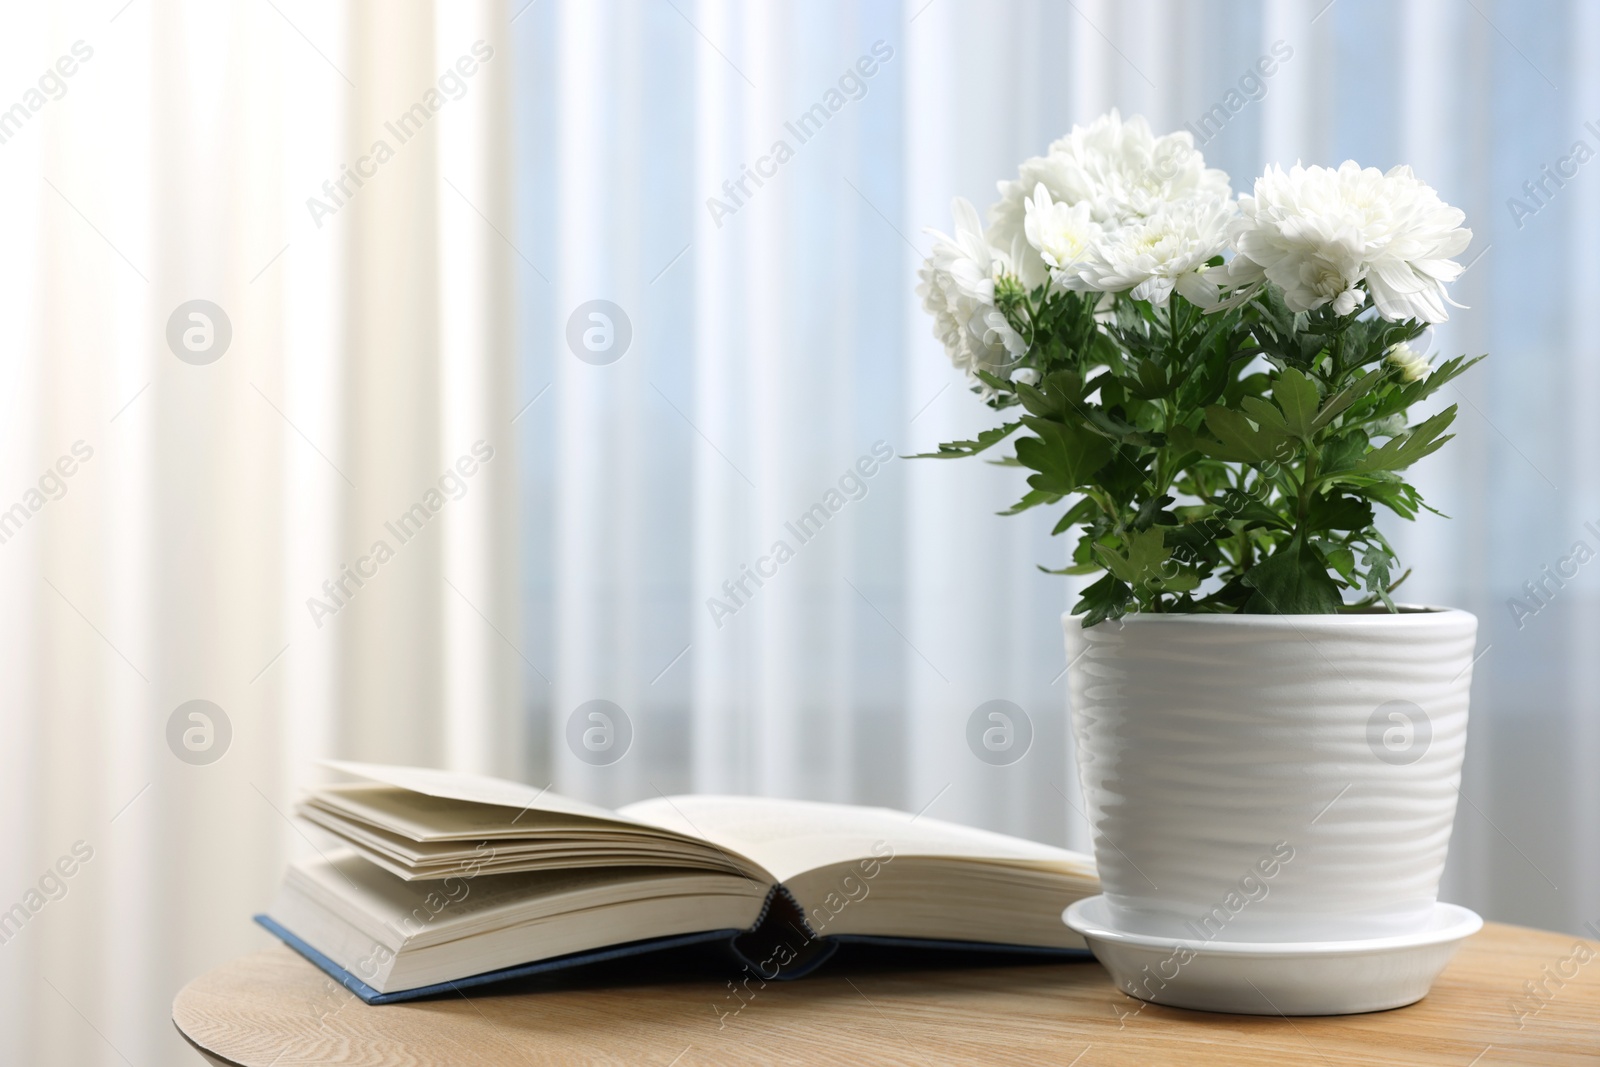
[1063, 895, 1483, 1016]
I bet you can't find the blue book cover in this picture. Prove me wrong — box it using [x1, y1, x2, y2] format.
[256, 883, 1091, 1005]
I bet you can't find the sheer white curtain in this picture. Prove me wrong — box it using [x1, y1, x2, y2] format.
[516, 0, 1599, 954]
[0, 1, 517, 1062]
[516, 0, 1084, 852]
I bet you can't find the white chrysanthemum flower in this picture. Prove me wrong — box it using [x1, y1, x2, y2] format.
[989, 110, 1232, 289]
[1384, 342, 1431, 383]
[917, 197, 1027, 389]
[1060, 196, 1235, 308]
[1223, 162, 1471, 322]
[1023, 185, 1100, 272]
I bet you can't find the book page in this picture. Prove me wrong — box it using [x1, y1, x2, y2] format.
[309, 782, 687, 842]
[305, 765, 775, 882]
[618, 795, 1092, 885]
[282, 850, 764, 949]
[321, 761, 642, 827]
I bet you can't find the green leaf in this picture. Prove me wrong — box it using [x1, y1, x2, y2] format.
[1192, 576, 1254, 614]
[1222, 371, 1273, 408]
[1041, 369, 1091, 406]
[1357, 406, 1457, 473]
[998, 487, 1063, 516]
[1097, 374, 1126, 409]
[1080, 406, 1162, 447]
[1218, 496, 1294, 531]
[1305, 492, 1375, 532]
[1126, 357, 1170, 400]
[1321, 542, 1357, 582]
[1406, 354, 1485, 405]
[1239, 396, 1290, 435]
[973, 369, 1017, 396]
[908, 419, 1024, 460]
[1071, 573, 1134, 627]
[1050, 495, 1103, 535]
[1368, 479, 1446, 520]
[1362, 542, 1397, 611]
[1271, 367, 1320, 438]
[1093, 527, 1170, 586]
[1195, 405, 1293, 464]
[1312, 368, 1386, 431]
[1014, 419, 1115, 495]
[1013, 382, 1061, 418]
[1094, 443, 1154, 499]
[1012, 369, 1091, 419]
[1166, 423, 1199, 455]
[1318, 430, 1371, 477]
[1158, 572, 1201, 593]
[1240, 539, 1344, 614]
[1132, 493, 1177, 531]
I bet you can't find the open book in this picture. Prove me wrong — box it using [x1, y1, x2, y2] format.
[259, 762, 1098, 1003]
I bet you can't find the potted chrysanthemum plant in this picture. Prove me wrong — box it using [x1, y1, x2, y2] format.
[916, 112, 1485, 1015]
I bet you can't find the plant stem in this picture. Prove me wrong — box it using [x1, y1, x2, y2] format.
[1295, 448, 1319, 533]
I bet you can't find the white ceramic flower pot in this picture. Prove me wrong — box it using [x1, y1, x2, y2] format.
[1064, 608, 1476, 944]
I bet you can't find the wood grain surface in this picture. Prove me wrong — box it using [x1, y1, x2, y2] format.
[173, 922, 1599, 1065]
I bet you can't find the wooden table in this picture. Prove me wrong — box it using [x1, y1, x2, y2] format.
[174, 922, 1599, 1065]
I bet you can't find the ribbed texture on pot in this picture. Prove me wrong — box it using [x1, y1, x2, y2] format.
[1065, 609, 1477, 942]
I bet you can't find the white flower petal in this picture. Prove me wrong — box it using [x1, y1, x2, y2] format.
[1221, 161, 1471, 322]
[987, 109, 1233, 291]
[919, 198, 1028, 395]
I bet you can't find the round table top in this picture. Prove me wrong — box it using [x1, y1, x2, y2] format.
[174, 921, 1599, 1066]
